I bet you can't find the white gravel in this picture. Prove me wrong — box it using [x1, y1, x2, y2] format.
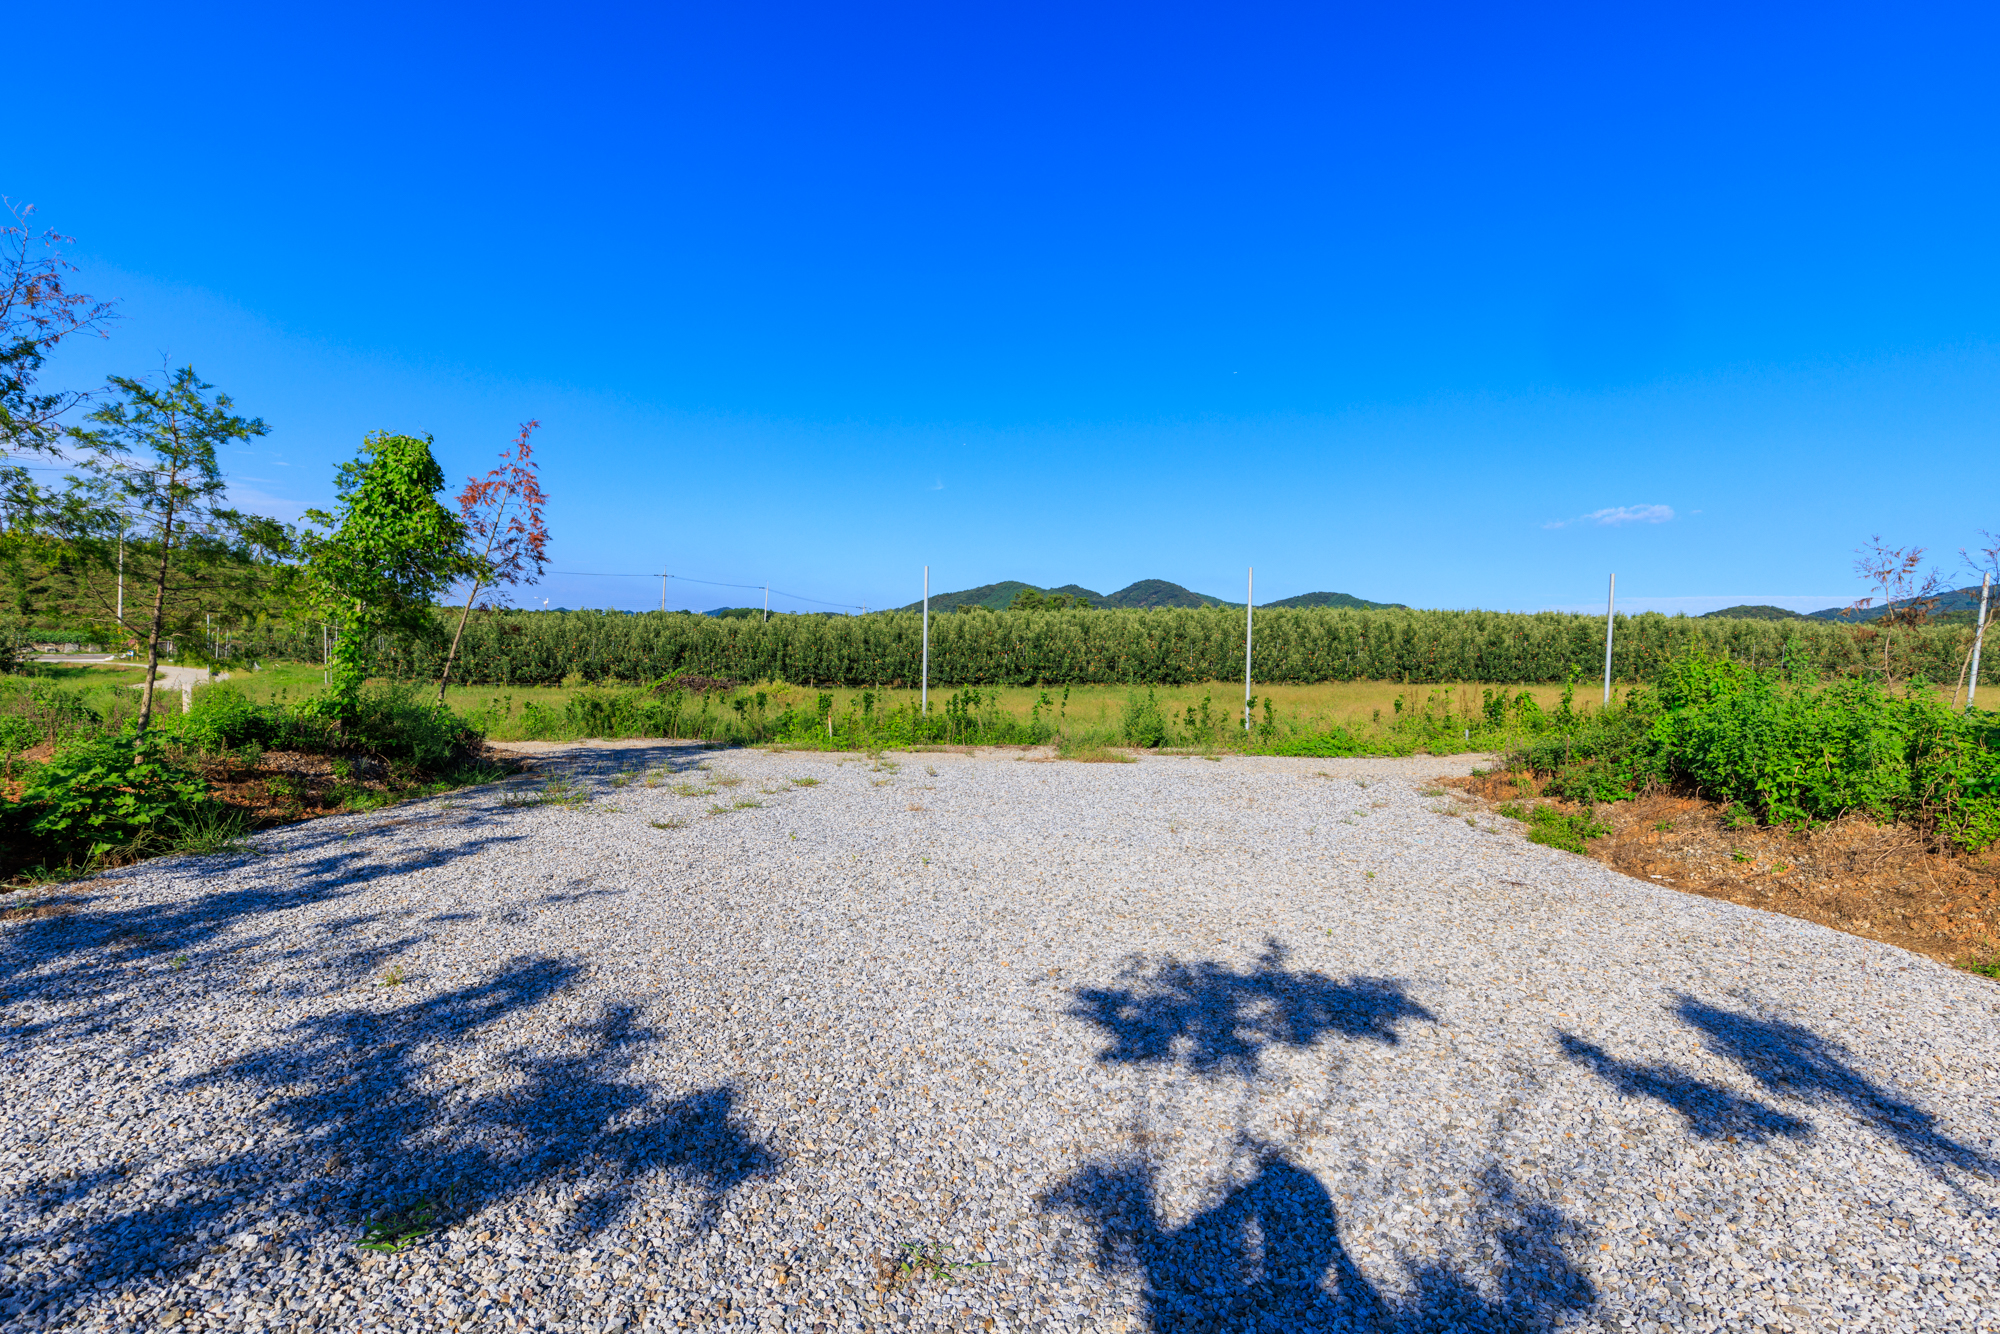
[5, 745, 1998, 1334]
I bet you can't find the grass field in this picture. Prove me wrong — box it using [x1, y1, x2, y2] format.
[26, 663, 1591, 741]
[24, 660, 1978, 750]
[31, 663, 1590, 741]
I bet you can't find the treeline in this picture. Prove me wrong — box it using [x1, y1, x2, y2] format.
[235, 605, 1999, 688]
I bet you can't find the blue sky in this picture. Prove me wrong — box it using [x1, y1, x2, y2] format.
[13, 1, 1998, 615]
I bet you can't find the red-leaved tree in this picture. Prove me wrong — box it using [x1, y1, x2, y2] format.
[1847, 536, 1946, 680]
[436, 421, 549, 702]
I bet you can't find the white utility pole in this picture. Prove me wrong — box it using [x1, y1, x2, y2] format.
[921, 565, 930, 716]
[1603, 573, 1617, 706]
[1243, 566, 1254, 730]
[661, 570, 667, 612]
[763, 585, 770, 623]
[1970, 571, 1993, 711]
[115, 522, 125, 628]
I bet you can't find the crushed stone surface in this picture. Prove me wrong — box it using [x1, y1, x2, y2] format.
[4, 745, 1997, 1334]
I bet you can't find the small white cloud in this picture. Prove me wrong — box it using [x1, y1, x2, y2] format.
[930, 477, 944, 491]
[1542, 520, 1568, 530]
[1584, 504, 1674, 526]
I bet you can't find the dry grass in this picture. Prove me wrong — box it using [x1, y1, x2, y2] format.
[1445, 771, 2000, 970]
[1, 896, 76, 921]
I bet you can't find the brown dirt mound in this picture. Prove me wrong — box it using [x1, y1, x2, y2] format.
[1445, 770, 2000, 970]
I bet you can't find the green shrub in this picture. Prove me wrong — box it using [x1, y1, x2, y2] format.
[1506, 650, 2000, 850]
[1521, 803, 1610, 854]
[1259, 728, 1373, 757]
[1121, 689, 1169, 748]
[1650, 674, 1915, 825]
[1541, 758, 1632, 804]
[342, 685, 481, 767]
[8, 734, 219, 868]
[0, 715, 37, 762]
[157, 685, 282, 752]
[0, 676, 99, 751]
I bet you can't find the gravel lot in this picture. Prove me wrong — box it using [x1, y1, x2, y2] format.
[5, 745, 1998, 1334]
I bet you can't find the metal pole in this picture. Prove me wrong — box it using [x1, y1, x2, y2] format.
[661, 570, 666, 612]
[1243, 566, 1254, 729]
[1602, 573, 1616, 706]
[922, 565, 930, 716]
[763, 585, 770, 623]
[1970, 571, 1993, 711]
[116, 523, 124, 627]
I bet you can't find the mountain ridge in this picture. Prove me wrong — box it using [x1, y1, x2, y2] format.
[897, 579, 1401, 613]
[1698, 586, 1993, 622]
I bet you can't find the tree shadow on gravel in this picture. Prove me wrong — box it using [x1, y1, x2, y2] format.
[0, 818, 529, 1048]
[3, 958, 777, 1319]
[1044, 1146, 1595, 1333]
[1675, 997, 1998, 1177]
[1070, 941, 1435, 1077]
[1555, 1033, 1810, 1143]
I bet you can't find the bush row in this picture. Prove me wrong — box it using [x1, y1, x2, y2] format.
[319, 606, 1996, 689]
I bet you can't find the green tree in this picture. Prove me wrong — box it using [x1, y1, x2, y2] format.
[300, 432, 465, 713]
[1008, 587, 1047, 611]
[1, 198, 116, 458]
[1, 200, 117, 619]
[65, 368, 271, 730]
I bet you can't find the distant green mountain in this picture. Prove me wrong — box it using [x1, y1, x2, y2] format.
[1263, 590, 1407, 611]
[899, 579, 1230, 612]
[1047, 584, 1112, 607]
[897, 579, 1406, 613]
[1102, 579, 1230, 609]
[900, 581, 1052, 613]
[1701, 604, 1804, 621]
[1805, 586, 1993, 622]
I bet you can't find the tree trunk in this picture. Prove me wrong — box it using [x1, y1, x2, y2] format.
[437, 579, 483, 705]
[137, 517, 175, 732]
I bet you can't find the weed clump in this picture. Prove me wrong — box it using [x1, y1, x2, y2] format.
[1506, 650, 2000, 851]
[1, 734, 222, 873]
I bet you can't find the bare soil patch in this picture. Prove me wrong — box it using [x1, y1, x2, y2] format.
[1446, 770, 2000, 970]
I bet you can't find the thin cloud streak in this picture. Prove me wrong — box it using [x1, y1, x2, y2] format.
[1544, 503, 1676, 529]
